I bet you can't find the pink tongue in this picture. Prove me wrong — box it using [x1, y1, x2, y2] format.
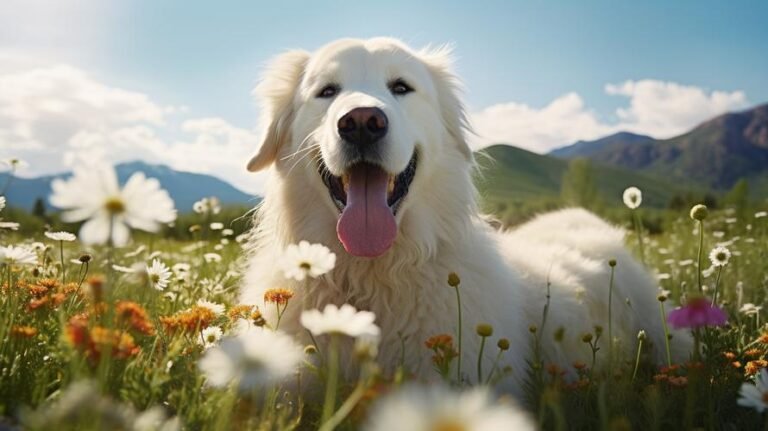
[337, 164, 397, 257]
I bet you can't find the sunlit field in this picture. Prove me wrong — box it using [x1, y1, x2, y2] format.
[1, 159, 768, 431]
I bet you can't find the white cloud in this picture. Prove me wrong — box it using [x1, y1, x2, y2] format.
[469, 79, 749, 153]
[604, 80, 748, 137]
[0, 62, 265, 195]
[470, 93, 612, 153]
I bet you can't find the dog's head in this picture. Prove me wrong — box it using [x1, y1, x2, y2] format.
[248, 38, 472, 258]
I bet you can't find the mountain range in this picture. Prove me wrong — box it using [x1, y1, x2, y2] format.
[1, 162, 256, 212]
[549, 103, 768, 192]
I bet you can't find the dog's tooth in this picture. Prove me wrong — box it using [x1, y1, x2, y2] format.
[388, 176, 395, 195]
[342, 175, 349, 193]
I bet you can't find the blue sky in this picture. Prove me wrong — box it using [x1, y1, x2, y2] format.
[1, 0, 767, 193]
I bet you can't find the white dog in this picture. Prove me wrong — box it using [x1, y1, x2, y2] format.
[241, 38, 688, 397]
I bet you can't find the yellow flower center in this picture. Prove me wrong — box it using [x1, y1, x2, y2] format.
[431, 420, 466, 431]
[104, 197, 126, 214]
[299, 262, 311, 271]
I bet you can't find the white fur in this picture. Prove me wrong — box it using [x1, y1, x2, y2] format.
[242, 38, 689, 397]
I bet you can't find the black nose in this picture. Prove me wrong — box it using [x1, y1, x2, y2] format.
[337, 107, 388, 145]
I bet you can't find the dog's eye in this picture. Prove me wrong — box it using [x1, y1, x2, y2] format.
[317, 84, 340, 99]
[389, 79, 414, 96]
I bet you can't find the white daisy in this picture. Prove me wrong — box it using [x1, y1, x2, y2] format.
[0, 221, 20, 231]
[222, 228, 234, 236]
[198, 329, 303, 392]
[44, 231, 77, 242]
[0, 245, 38, 266]
[50, 161, 176, 247]
[172, 263, 191, 274]
[196, 299, 225, 315]
[203, 253, 222, 263]
[280, 241, 336, 281]
[146, 259, 172, 291]
[301, 304, 380, 339]
[622, 186, 642, 209]
[740, 303, 762, 316]
[709, 245, 731, 267]
[192, 197, 221, 215]
[364, 385, 535, 431]
[30, 242, 47, 252]
[755, 211, 767, 219]
[209, 222, 224, 231]
[199, 326, 223, 349]
[1, 158, 29, 170]
[112, 264, 140, 273]
[738, 368, 768, 413]
[124, 245, 147, 258]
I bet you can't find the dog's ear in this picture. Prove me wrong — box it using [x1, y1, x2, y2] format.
[419, 45, 473, 161]
[247, 50, 311, 172]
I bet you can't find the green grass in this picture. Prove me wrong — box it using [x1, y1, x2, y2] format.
[1, 201, 768, 430]
[475, 144, 701, 209]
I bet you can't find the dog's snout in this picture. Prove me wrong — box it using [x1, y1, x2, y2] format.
[337, 107, 388, 145]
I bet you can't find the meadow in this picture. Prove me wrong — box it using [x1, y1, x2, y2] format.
[1, 160, 768, 430]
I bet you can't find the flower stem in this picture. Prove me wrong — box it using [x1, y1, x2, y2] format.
[659, 302, 672, 367]
[711, 266, 723, 306]
[454, 284, 463, 384]
[319, 380, 367, 431]
[321, 334, 340, 425]
[608, 264, 615, 367]
[59, 240, 66, 286]
[486, 349, 504, 385]
[696, 220, 705, 293]
[477, 335, 487, 384]
[632, 210, 645, 264]
[632, 338, 644, 382]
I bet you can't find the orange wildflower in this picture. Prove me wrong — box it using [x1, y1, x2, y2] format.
[11, 325, 38, 338]
[723, 351, 737, 361]
[668, 376, 688, 387]
[28, 296, 50, 311]
[264, 288, 295, 306]
[653, 374, 669, 383]
[745, 360, 768, 376]
[744, 348, 763, 359]
[160, 306, 216, 334]
[759, 332, 768, 344]
[425, 334, 458, 376]
[66, 317, 139, 361]
[116, 301, 156, 336]
[227, 304, 254, 320]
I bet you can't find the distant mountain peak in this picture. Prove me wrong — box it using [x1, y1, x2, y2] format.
[549, 131, 654, 158]
[549, 103, 768, 190]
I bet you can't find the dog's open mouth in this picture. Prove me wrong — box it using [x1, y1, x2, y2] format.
[319, 153, 417, 258]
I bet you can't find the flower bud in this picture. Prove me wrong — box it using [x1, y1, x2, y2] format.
[497, 338, 510, 351]
[608, 259, 617, 267]
[447, 272, 461, 287]
[690, 204, 708, 221]
[476, 323, 493, 337]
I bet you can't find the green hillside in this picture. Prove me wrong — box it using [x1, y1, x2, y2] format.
[474, 144, 698, 210]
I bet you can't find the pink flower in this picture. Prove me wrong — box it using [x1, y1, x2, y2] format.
[667, 297, 728, 329]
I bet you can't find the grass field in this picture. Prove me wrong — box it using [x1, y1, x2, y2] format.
[1, 178, 768, 430]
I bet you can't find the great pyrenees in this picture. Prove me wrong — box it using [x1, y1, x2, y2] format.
[241, 37, 688, 396]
